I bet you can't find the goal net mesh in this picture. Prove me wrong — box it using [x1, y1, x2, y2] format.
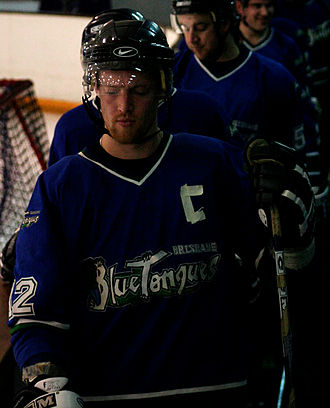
[0, 79, 49, 248]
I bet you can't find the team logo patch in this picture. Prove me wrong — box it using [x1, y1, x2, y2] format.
[83, 247, 221, 310]
[21, 211, 40, 228]
[113, 46, 139, 58]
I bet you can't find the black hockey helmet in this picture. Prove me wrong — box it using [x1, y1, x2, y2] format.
[171, 0, 237, 31]
[83, 18, 174, 97]
[81, 8, 145, 70]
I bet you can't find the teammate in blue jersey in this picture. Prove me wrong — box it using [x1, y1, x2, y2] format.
[235, 0, 310, 93]
[48, 8, 233, 166]
[6, 12, 318, 408]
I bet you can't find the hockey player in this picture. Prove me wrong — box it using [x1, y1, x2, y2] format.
[234, 0, 310, 93]
[7, 14, 317, 408]
[49, 8, 233, 166]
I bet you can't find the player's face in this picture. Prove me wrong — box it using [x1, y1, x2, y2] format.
[241, 0, 275, 32]
[177, 13, 222, 61]
[97, 70, 160, 145]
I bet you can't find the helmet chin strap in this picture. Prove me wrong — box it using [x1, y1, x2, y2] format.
[82, 94, 111, 136]
[241, 13, 257, 31]
[242, 16, 250, 28]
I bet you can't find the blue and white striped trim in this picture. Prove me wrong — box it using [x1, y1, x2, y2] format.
[15, 318, 70, 330]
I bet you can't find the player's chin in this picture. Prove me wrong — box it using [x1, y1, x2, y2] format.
[111, 128, 143, 144]
[193, 48, 210, 61]
[257, 19, 269, 29]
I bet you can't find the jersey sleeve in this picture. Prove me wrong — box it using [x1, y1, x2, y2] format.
[8, 169, 73, 369]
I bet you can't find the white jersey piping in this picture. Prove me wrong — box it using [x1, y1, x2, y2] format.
[194, 52, 253, 82]
[79, 134, 173, 186]
[15, 318, 70, 330]
[243, 27, 274, 52]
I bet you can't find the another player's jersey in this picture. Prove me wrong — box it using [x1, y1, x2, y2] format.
[173, 47, 319, 159]
[48, 88, 233, 166]
[275, 0, 330, 98]
[9, 133, 260, 402]
[241, 27, 310, 93]
[271, 16, 310, 68]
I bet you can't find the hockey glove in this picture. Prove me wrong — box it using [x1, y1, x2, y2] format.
[0, 229, 18, 283]
[245, 138, 315, 269]
[13, 362, 84, 408]
[304, 150, 329, 223]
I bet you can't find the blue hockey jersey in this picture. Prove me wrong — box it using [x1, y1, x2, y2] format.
[48, 88, 234, 166]
[173, 47, 318, 156]
[241, 27, 310, 93]
[9, 133, 261, 402]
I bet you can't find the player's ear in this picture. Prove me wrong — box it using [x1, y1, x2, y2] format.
[235, 0, 244, 17]
[221, 19, 232, 33]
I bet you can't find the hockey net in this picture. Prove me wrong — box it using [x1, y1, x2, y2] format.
[0, 79, 49, 249]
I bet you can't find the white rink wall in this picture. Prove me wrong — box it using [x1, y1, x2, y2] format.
[0, 12, 90, 104]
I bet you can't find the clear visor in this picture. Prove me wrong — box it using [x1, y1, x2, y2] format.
[83, 63, 168, 99]
[83, 63, 142, 98]
[96, 70, 144, 96]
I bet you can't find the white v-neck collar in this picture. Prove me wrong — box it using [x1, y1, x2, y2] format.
[242, 27, 274, 52]
[194, 51, 253, 82]
[79, 134, 173, 186]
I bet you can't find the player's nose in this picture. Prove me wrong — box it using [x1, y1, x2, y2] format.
[260, 5, 270, 16]
[117, 91, 133, 113]
[186, 28, 199, 45]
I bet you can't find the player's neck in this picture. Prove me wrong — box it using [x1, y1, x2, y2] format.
[239, 22, 269, 46]
[100, 128, 164, 160]
[215, 33, 240, 62]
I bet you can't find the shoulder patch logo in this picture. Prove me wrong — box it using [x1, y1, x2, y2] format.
[113, 46, 139, 58]
[21, 211, 40, 229]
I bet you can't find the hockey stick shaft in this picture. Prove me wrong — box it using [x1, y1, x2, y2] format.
[270, 205, 295, 408]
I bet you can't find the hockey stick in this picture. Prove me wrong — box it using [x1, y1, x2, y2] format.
[244, 138, 296, 408]
[270, 204, 295, 408]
